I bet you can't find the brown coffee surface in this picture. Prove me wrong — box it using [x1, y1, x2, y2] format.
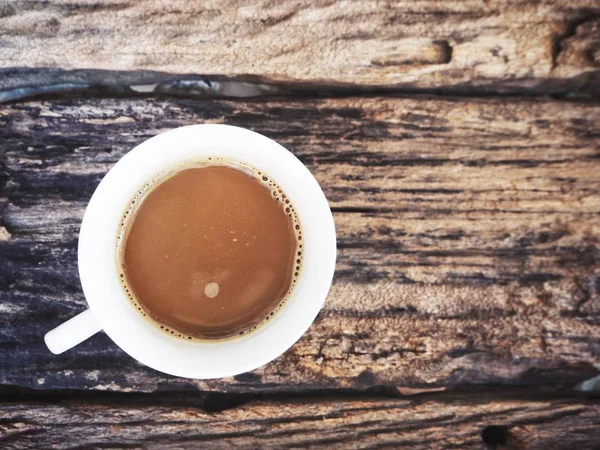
[122, 165, 298, 339]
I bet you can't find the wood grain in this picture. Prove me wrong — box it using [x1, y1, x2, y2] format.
[1, 96, 599, 392]
[1, 0, 599, 93]
[1, 394, 600, 449]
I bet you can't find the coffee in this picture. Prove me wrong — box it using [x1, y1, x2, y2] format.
[117, 161, 302, 340]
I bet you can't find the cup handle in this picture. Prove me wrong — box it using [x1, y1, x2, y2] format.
[44, 309, 102, 355]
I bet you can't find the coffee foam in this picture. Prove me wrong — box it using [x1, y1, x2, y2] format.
[116, 157, 303, 342]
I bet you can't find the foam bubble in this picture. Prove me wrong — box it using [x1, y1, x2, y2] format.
[204, 282, 220, 299]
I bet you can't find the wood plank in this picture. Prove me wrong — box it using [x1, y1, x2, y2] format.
[1, 1, 599, 93]
[1, 394, 599, 449]
[1, 96, 599, 392]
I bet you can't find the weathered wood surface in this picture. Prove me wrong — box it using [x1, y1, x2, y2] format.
[1, 96, 599, 392]
[1, 393, 600, 449]
[1, 0, 600, 94]
[3, 1, 600, 446]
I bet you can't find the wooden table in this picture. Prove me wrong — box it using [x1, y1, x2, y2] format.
[1, 1, 600, 448]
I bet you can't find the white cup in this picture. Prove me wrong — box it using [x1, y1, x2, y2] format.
[44, 124, 336, 379]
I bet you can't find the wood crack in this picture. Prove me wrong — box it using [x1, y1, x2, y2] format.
[0, 384, 596, 413]
[552, 12, 600, 70]
[1, 70, 600, 104]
